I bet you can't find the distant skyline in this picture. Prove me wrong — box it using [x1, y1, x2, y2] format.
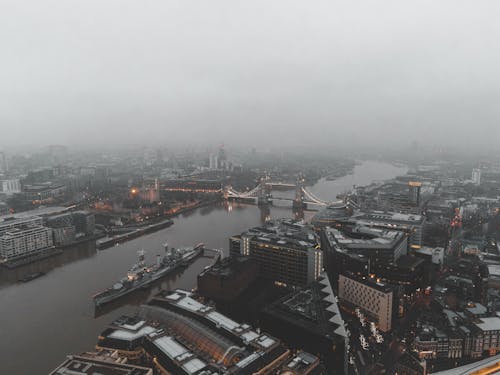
[1, 1, 500, 151]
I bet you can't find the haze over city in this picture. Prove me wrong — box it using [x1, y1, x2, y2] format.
[2, 0, 500, 151]
[3, 2, 500, 375]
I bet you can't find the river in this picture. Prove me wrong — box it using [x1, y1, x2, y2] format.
[0, 160, 406, 374]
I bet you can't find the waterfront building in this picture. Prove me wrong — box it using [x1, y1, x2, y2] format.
[0, 224, 53, 261]
[338, 273, 395, 332]
[232, 219, 322, 287]
[97, 289, 291, 374]
[197, 256, 259, 302]
[72, 211, 95, 236]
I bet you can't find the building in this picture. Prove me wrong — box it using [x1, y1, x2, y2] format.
[0, 179, 21, 195]
[209, 153, 219, 169]
[338, 273, 395, 332]
[232, 219, 322, 287]
[50, 352, 153, 375]
[260, 273, 348, 374]
[323, 226, 408, 266]
[23, 183, 66, 202]
[72, 211, 95, 236]
[472, 168, 481, 186]
[408, 181, 422, 206]
[0, 215, 54, 261]
[280, 351, 325, 375]
[97, 290, 291, 374]
[413, 246, 445, 266]
[391, 353, 426, 375]
[473, 317, 500, 356]
[352, 211, 426, 248]
[197, 256, 259, 302]
[0, 224, 53, 261]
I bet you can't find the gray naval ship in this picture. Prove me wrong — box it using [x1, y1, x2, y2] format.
[93, 242, 204, 306]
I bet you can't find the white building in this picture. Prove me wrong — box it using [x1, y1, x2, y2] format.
[209, 153, 219, 170]
[338, 273, 394, 332]
[472, 168, 481, 186]
[0, 225, 53, 261]
[0, 179, 21, 195]
[0, 216, 54, 261]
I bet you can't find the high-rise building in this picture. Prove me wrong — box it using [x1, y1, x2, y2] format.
[472, 168, 481, 186]
[209, 153, 219, 169]
[338, 273, 395, 332]
[408, 181, 422, 206]
[232, 219, 323, 287]
[0, 151, 8, 173]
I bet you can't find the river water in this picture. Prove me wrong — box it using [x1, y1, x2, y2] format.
[0, 160, 406, 374]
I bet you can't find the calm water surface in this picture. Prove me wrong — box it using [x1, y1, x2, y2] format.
[0, 161, 406, 374]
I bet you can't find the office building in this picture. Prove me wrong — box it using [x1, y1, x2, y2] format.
[472, 168, 481, 186]
[197, 256, 259, 302]
[0, 179, 21, 195]
[0, 224, 53, 261]
[352, 211, 426, 248]
[232, 219, 322, 287]
[408, 181, 422, 206]
[323, 226, 407, 266]
[261, 273, 348, 374]
[72, 211, 95, 236]
[338, 273, 395, 332]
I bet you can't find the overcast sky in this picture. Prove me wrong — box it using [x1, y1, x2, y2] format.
[1, 1, 499, 151]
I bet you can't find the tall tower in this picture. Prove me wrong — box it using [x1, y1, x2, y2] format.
[408, 181, 422, 206]
[0, 151, 8, 173]
[472, 168, 481, 186]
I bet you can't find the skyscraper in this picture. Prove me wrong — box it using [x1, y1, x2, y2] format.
[472, 168, 481, 186]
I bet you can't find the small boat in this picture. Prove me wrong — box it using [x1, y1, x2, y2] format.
[18, 272, 45, 282]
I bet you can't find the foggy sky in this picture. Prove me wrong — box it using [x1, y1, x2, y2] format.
[1, 1, 500, 151]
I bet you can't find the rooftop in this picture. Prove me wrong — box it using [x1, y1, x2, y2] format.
[474, 317, 500, 332]
[49, 355, 152, 375]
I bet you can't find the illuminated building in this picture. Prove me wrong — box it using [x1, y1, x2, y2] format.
[97, 289, 291, 374]
[232, 219, 323, 287]
[338, 273, 395, 332]
[408, 181, 422, 206]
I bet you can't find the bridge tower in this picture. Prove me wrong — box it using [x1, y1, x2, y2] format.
[257, 181, 272, 206]
[292, 177, 307, 210]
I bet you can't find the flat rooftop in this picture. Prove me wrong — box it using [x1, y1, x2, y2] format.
[474, 317, 500, 332]
[50, 355, 152, 375]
